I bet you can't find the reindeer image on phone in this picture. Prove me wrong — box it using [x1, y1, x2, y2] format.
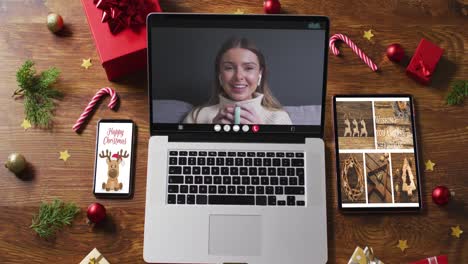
[99, 149, 129, 191]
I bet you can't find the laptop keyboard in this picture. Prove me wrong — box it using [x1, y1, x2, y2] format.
[166, 150, 306, 206]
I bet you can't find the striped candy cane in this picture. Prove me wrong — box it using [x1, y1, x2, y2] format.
[73, 87, 118, 132]
[329, 33, 378, 72]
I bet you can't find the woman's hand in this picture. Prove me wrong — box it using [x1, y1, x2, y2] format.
[239, 104, 262, 124]
[212, 104, 235, 124]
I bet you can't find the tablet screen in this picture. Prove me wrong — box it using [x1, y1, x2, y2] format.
[334, 96, 421, 210]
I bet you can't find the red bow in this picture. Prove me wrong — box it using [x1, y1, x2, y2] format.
[93, 0, 155, 35]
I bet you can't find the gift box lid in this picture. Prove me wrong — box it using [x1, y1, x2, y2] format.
[80, 0, 162, 65]
[407, 38, 444, 75]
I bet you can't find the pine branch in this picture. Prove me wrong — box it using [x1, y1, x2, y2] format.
[30, 199, 80, 239]
[14, 60, 61, 127]
[446, 80, 468, 105]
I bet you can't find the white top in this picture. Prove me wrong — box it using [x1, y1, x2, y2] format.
[183, 93, 292, 125]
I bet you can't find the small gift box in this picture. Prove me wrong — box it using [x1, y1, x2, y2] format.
[81, 0, 162, 81]
[348, 246, 384, 264]
[79, 248, 110, 264]
[406, 38, 444, 85]
[410, 255, 448, 264]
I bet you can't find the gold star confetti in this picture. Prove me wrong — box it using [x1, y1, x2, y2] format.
[234, 9, 244, 14]
[451, 225, 463, 238]
[363, 30, 374, 41]
[425, 160, 436, 171]
[59, 150, 71, 162]
[21, 119, 31, 130]
[81, 58, 92, 69]
[396, 240, 409, 252]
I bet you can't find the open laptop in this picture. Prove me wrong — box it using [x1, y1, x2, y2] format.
[144, 14, 329, 264]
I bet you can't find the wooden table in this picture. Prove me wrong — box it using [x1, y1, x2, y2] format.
[0, 0, 467, 263]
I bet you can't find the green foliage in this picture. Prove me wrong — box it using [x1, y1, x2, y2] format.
[14, 60, 61, 127]
[30, 199, 80, 239]
[446, 80, 468, 106]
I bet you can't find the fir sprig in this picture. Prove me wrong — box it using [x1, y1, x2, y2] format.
[446, 80, 468, 105]
[30, 199, 80, 238]
[14, 60, 62, 127]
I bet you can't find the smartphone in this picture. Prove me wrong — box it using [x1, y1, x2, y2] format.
[93, 119, 136, 198]
[333, 95, 422, 212]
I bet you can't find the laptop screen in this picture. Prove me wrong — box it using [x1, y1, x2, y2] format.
[148, 14, 328, 136]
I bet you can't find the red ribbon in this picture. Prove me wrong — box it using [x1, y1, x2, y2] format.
[416, 60, 432, 77]
[93, 0, 155, 35]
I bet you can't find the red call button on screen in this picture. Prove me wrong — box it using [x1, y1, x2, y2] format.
[252, 125, 260, 133]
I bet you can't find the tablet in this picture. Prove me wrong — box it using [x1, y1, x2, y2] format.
[333, 95, 422, 211]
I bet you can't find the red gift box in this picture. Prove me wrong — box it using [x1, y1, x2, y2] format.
[81, 0, 162, 81]
[406, 38, 443, 85]
[410, 255, 448, 264]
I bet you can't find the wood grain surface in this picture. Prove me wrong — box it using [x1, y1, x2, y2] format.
[1, 0, 467, 263]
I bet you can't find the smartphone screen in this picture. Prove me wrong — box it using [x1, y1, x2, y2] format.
[93, 119, 135, 198]
[333, 95, 421, 211]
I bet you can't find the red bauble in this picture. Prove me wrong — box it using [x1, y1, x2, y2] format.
[47, 13, 64, 33]
[432, 186, 451, 205]
[386, 43, 405, 62]
[87, 203, 106, 224]
[264, 0, 281, 14]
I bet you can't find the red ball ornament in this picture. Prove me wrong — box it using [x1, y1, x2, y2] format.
[386, 43, 405, 62]
[47, 13, 64, 33]
[432, 186, 451, 205]
[264, 0, 281, 14]
[87, 203, 106, 224]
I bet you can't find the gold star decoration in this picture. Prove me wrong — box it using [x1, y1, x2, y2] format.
[21, 119, 31, 130]
[88, 258, 97, 264]
[451, 225, 463, 238]
[59, 150, 71, 162]
[81, 58, 92, 69]
[425, 160, 436, 171]
[363, 30, 374, 41]
[234, 9, 245, 14]
[396, 240, 409, 252]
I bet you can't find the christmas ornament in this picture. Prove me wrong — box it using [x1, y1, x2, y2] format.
[363, 30, 374, 41]
[59, 150, 71, 162]
[81, 58, 92, 69]
[87, 202, 106, 224]
[451, 225, 463, 238]
[386, 43, 405, 62]
[396, 240, 409, 252]
[14, 60, 61, 127]
[264, 0, 281, 14]
[47, 13, 64, 33]
[5, 153, 27, 175]
[432, 186, 451, 205]
[425, 160, 435, 171]
[73, 87, 119, 132]
[30, 199, 80, 238]
[21, 119, 31, 130]
[329, 33, 378, 72]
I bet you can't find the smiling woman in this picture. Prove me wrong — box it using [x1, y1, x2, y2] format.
[183, 37, 292, 125]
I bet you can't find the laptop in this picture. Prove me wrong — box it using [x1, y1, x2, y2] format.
[144, 13, 329, 264]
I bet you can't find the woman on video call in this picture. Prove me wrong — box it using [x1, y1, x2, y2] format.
[183, 37, 292, 125]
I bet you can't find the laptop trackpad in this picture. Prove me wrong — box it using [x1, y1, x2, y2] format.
[209, 215, 262, 256]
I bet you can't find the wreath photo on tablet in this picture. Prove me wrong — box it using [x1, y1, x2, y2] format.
[333, 95, 422, 211]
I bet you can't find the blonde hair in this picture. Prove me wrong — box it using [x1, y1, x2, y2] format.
[191, 37, 284, 122]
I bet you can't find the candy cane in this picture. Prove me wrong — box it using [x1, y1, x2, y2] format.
[329, 33, 378, 72]
[73, 87, 118, 132]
